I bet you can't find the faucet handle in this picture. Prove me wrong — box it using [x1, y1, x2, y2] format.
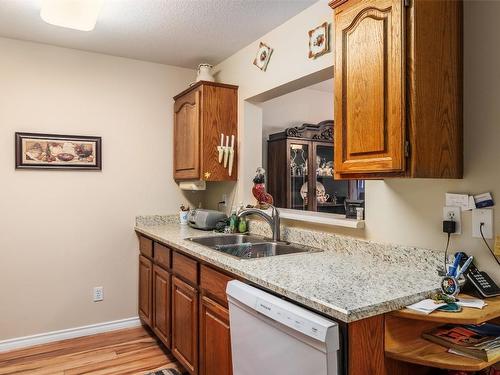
[270, 205, 279, 218]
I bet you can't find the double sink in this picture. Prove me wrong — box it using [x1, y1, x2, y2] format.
[186, 234, 322, 259]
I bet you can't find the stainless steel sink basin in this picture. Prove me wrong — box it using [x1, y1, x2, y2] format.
[186, 234, 322, 259]
[186, 234, 267, 247]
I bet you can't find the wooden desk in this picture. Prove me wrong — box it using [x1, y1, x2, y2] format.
[385, 295, 500, 372]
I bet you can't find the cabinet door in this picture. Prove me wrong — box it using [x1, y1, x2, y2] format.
[138, 255, 153, 326]
[287, 140, 311, 211]
[334, 0, 405, 176]
[200, 296, 232, 375]
[153, 265, 171, 349]
[172, 276, 199, 375]
[174, 90, 200, 180]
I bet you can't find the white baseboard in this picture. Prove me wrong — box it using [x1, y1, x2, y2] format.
[0, 316, 141, 353]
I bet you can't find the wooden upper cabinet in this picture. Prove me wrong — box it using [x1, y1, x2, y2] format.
[331, 0, 463, 179]
[335, 0, 404, 176]
[173, 81, 238, 181]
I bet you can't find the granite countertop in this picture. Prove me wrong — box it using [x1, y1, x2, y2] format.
[134, 219, 442, 323]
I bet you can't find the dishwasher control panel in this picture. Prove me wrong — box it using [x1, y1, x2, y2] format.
[255, 297, 328, 341]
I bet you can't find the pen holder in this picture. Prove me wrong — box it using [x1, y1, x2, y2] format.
[441, 275, 460, 297]
[217, 146, 224, 163]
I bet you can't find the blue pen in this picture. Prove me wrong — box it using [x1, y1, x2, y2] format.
[448, 253, 462, 277]
[456, 256, 474, 278]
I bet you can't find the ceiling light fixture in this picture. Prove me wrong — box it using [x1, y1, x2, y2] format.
[40, 0, 104, 31]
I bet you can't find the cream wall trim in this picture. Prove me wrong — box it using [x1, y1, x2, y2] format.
[0, 317, 141, 353]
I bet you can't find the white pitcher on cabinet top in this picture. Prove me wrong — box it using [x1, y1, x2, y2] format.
[196, 63, 215, 82]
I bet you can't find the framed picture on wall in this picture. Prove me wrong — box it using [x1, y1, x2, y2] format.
[15, 132, 102, 170]
[308, 22, 329, 59]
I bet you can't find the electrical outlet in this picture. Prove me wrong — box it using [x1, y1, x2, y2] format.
[443, 206, 461, 234]
[93, 286, 104, 302]
[472, 208, 493, 239]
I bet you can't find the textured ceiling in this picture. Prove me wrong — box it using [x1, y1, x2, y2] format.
[0, 0, 317, 68]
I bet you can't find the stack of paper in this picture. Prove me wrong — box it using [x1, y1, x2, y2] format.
[406, 299, 447, 314]
[457, 298, 487, 309]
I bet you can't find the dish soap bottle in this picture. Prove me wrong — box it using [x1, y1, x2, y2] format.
[238, 217, 247, 233]
[229, 209, 239, 233]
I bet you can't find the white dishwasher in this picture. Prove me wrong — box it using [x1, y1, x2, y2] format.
[226, 280, 340, 375]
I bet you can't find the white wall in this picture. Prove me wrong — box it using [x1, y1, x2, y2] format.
[261, 85, 334, 170]
[262, 86, 334, 134]
[0, 37, 196, 340]
[213, 0, 334, 209]
[212, 0, 500, 283]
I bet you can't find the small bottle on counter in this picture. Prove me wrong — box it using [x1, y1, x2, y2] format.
[229, 209, 239, 233]
[238, 218, 247, 233]
[356, 207, 364, 221]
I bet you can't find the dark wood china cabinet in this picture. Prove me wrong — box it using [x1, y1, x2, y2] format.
[267, 121, 363, 215]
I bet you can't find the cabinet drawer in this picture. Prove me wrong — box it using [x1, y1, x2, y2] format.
[200, 265, 233, 307]
[139, 235, 153, 259]
[154, 243, 171, 269]
[173, 251, 198, 285]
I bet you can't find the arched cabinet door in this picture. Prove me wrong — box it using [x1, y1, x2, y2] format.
[174, 89, 200, 180]
[334, 0, 405, 177]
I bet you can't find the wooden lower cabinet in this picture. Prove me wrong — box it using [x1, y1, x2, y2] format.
[199, 296, 232, 375]
[153, 265, 171, 348]
[138, 255, 153, 326]
[172, 276, 199, 375]
[138, 237, 234, 375]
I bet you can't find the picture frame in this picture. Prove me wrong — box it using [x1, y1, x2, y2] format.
[308, 22, 329, 59]
[15, 132, 102, 170]
[253, 41, 273, 71]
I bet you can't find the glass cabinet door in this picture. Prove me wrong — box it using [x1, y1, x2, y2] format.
[315, 144, 349, 214]
[289, 143, 309, 210]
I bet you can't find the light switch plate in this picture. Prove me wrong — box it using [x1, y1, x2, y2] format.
[472, 209, 493, 239]
[443, 206, 461, 234]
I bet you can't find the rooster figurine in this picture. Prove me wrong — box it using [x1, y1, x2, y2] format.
[252, 167, 274, 208]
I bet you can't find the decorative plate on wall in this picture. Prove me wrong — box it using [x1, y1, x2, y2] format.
[253, 41, 273, 71]
[308, 22, 329, 59]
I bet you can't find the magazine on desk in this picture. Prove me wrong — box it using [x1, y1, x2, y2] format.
[422, 323, 500, 362]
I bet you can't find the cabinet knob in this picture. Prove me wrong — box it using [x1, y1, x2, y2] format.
[204, 172, 211, 179]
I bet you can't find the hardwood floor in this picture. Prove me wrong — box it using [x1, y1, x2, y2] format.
[0, 326, 183, 375]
